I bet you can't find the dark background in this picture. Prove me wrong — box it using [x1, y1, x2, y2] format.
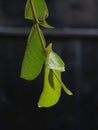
[0, 0, 98, 130]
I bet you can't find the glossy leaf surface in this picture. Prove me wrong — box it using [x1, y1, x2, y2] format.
[20, 25, 45, 80]
[38, 67, 61, 107]
[25, 0, 48, 20]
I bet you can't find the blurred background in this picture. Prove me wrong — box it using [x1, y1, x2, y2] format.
[0, 0, 98, 130]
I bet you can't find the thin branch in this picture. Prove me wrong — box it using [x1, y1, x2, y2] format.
[30, 0, 47, 54]
[52, 70, 73, 95]
[30, 0, 73, 95]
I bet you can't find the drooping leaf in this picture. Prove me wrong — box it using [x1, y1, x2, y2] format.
[45, 50, 65, 72]
[20, 25, 46, 80]
[25, 0, 48, 21]
[40, 20, 54, 28]
[45, 44, 73, 96]
[38, 67, 61, 107]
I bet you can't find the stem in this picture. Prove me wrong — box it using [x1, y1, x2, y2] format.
[30, 0, 72, 95]
[30, 0, 47, 54]
[52, 70, 73, 95]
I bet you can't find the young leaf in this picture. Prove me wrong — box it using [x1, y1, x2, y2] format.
[45, 44, 73, 95]
[40, 20, 54, 28]
[45, 51, 65, 72]
[20, 25, 46, 80]
[37, 67, 61, 108]
[25, 0, 48, 21]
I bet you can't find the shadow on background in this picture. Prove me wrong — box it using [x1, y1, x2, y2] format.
[0, 0, 98, 130]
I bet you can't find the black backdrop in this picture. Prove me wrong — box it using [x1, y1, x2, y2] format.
[0, 0, 98, 130]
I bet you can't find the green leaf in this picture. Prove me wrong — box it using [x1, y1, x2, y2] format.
[38, 67, 61, 107]
[25, 0, 48, 20]
[20, 25, 46, 80]
[45, 50, 65, 72]
[45, 45, 73, 95]
[40, 20, 54, 28]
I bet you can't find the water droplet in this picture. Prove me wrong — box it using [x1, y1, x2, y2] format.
[38, 105, 42, 108]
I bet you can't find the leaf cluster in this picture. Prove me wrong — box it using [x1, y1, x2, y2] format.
[20, 0, 73, 108]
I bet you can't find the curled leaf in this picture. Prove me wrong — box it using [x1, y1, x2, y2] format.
[45, 44, 73, 96]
